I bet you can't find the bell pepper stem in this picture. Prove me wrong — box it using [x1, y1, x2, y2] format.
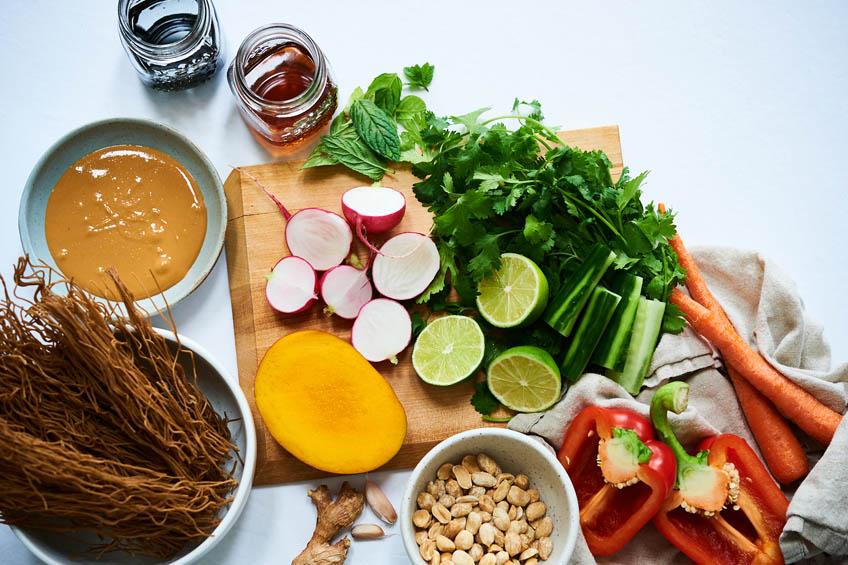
[650, 382, 709, 485]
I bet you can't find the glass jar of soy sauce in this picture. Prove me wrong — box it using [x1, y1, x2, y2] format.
[118, 0, 223, 91]
[227, 23, 338, 153]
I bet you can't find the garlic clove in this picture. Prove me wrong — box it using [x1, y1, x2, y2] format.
[352, 523, 386, 539]
[365, 478, 398, 524]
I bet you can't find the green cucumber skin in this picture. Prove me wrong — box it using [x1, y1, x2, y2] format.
[560, 286, 621, 383]
[543, 244, 616, 337]
[592, 273, 644, 371]
[608, 297, 666, 395]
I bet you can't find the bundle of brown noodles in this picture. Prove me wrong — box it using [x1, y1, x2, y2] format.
[0, 257, 239, 559]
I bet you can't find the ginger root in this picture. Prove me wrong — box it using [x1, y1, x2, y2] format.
[292, 482, 365, 565]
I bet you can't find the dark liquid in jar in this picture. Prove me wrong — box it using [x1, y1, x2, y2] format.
[243, 42, 336, 146]
[129, 0, 198, 45]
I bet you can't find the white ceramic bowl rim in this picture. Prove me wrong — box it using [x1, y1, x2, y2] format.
[400, 427, 579, 564]
[10, 328, 257, 565]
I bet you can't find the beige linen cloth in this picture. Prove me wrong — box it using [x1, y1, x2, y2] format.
[508, 247, 848, 564]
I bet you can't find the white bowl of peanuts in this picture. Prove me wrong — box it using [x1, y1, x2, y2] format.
[401, 428, 579, 565]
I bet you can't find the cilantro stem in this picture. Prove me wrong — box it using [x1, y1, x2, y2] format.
[557, 189, 624, 242]
[480, 115, 561, 140]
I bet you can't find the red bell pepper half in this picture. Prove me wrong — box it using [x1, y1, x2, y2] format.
[557, 405, 676, 555]
[650, 381, 789, 565]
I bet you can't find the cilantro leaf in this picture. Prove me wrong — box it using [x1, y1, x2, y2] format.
[403, 63, 435, 90]
[350, 99, 401, 161]
[471, 381, 499, 416]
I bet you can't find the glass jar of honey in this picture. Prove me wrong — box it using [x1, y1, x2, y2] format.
[227, 24, 338, 153]
[117, 0, 223, 91]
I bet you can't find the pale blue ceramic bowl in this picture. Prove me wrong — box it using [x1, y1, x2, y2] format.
[18, 118, 226, 313]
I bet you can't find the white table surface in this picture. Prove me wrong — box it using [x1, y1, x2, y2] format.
[2, 1, 847, 563]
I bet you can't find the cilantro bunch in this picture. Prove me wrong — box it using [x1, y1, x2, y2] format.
[410, 102, 686, 333]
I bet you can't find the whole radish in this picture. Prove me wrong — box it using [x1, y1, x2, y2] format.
[351, 299, 412, 364]
[371, 233, 440, 300]
[319, 265, 373, 319]
[265, 256, 318, 314]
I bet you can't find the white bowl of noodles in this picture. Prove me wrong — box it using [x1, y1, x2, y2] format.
[10, 329, 256, 565]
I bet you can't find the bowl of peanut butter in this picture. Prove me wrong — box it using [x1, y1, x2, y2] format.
[19, 118, 226, 313]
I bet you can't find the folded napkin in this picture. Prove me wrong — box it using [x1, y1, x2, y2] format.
[508, 246, 848, 563]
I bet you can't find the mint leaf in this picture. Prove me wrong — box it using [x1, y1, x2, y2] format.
[365, 73, 402, 114]
[403, 63, 435, 91]
[471, 381, 499, 416]
[319, 135, 388, 180]
[396, 95, 426, 124]
[350, 99, 401, 161]
[301, 143, 338, 169]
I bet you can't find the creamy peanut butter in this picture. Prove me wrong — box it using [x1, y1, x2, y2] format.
[45, 145, 206, 300]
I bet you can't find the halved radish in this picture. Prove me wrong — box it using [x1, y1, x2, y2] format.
[351, 299, 412, 364]
[265, 256, 318, 314]
[319, 265, 373, 319]
[371, 233, 440, 300]
[285, 208, 353, 271]
[342, 186, 406, 236]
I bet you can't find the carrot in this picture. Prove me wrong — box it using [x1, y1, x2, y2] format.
[671, 288, 842, 446]
[659, 203, 728, 324]
[660, 203, 811, 479]
[726, 365, 809, 483]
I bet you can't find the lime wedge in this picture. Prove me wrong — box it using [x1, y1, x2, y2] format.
[412, 315, 485, 386]
[476, 253, 549, 328]
[487, 345, 562, 412]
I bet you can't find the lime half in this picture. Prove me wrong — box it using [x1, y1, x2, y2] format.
[476, 253, 549, 328]
[487, 345, 561, 412]
[412, 315, 485, 386]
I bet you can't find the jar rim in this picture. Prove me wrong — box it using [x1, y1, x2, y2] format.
[230, 23, 327, 113]
[117, 0, 211, 59]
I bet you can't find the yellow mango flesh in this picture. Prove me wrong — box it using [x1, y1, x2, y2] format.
[255, 330, 407, 474]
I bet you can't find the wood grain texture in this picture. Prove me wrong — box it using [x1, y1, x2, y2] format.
[224, 126, 623, 485]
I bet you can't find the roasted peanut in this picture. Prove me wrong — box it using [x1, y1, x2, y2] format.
[479, 494, 495, 513]
[429, 522, 445, 539]
[455, 529, 474, 551]
[514, 474, 529, 490]
[525, 501, 546, 522]
[492, 507, 510, 531]
[452, 502, 473, 518]
[456, 495, 479, 505]
[452, 465, 473, 490]
[452, 550, 474, 565]
[506, 486, 530, 507]
[527, 489, 540, 503]
[496, 473, 515, 485]
[436, 534, 456, 552]
[477, 453, 499, 476]
[492, 481, 510, 502]
[466, 511, 482, 535]
[433, 502, 452, 524]
[480, 553, 497, 565]
[469, 486, 487, 498]
[462, 454, 482, 474]
[437, 463, 454, 480]
[444, 518, 464, 540]
[477, 521, 496, 545]
[525, 559, 539, 565]
[421, 539, 437, 560]
[419, 491, 437, 511]
[531, 516, 552, 538]
[471, 472, 497, 488]
[504, 531, 522, 556]
[439, 494, 456, 508]
[414, 509, 433, 528]
[470, 543, 484, 562]
[446, 479, 463, 498]
[537, 536, 553, 560]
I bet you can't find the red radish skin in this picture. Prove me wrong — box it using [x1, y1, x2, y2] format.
[351, 299, 412, 364]
[319, 265, 373, 319]
[285, 208, 353, 271]
[371, 233, 440, 300]
[265, 256, 318, 314]
[342, 186, 406, 236]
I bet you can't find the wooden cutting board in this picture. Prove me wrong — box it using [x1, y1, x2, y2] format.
[224, 125, 623, 485]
